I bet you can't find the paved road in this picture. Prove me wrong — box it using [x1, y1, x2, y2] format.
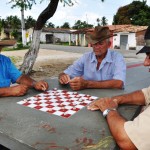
[40, 44, 92, 54]
[40, 44, 138, 55]
[40, 44, 145, 63]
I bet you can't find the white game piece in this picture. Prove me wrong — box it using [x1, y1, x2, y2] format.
[23, 99, 28, 102]
[78, 98, 83, 102]
[63, 112, 68, 115]
[48, 108, 52, 111]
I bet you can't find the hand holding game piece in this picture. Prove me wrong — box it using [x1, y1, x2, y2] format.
[59, 73, 70, 85]
[33, 81, 49, 91]
[69, 77, 88, 91]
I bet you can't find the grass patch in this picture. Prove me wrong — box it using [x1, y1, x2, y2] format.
[2, 46, 29, 51]
[9, 56, 22, 64]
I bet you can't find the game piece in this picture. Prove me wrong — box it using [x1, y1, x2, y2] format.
[17, 89, 98, 118]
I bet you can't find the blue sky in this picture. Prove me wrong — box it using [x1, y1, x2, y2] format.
[0, 0, 150, 27]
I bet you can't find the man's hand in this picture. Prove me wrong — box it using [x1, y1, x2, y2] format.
[33, 81, 49, 91]
[69, 77, 87, 91]
[87, 97, 118, 112]
[59, 73, 70, 84]
[10, 84, 29, 96]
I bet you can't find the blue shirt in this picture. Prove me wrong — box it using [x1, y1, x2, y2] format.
[0, 54, 22, 88]
[64, 50, 126, 86]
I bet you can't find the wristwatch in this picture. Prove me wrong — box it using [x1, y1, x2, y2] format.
[103, 108, 117, 118]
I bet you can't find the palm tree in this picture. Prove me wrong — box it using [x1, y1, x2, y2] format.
[96, 18, 101, 26]
[101, 16, 108, 26]
[25, 16, 36, 29]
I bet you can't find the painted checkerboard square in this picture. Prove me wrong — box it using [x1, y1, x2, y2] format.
[17, 88, 98, 118]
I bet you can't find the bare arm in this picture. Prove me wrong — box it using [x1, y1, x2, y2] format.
[0, 85, 28, 97]
[69, 77, 123, 91]
[106, 111, 137, 150]
[17, 75, 49, 91]
[112, 90, 145, 105]
[85, 79, 123, 89]
[88, 98, 137, 150]
[16, 75, 35, 87]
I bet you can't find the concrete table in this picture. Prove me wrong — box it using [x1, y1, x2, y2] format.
[0, 64, 150, 150]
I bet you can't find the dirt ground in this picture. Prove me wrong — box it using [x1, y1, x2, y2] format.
[2, 48, 145, 81]
[2, 49, 82, 81]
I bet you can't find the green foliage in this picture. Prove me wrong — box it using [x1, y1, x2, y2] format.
[2, 44, 29, 51]
[9, 0, 36, 10]
[10, 29, 19, 39]
[61, 22, 70, 29]
[46, 22, 55, 28]
[72, 20, 93, 29]
[25, 16, 36, 29]
[101, 16, 108, 26]
[113, 1, 150, 25]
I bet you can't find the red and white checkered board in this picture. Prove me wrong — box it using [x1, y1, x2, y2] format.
[17, 88, 98, 118]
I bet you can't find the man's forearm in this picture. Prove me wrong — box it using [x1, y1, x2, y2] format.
[16, 75, 35, 87]
[85, 79, 123, 89]
[106, 111, 137, 150]
[112, 90, 145, 105]
[0, 87, 12, 97]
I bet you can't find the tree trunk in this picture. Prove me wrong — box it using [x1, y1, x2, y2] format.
[20, 0, 59, 74]
[21, 6, 27, 46]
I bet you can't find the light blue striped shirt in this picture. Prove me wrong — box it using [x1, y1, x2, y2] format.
[64, 50, 126, 86]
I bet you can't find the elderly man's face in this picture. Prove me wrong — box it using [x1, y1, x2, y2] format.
[144, 53, 150, 67]
[92, 39, 111, 56]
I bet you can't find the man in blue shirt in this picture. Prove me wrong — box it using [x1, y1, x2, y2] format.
[0, 43, 49, 97]
[59, 26, 126, 90]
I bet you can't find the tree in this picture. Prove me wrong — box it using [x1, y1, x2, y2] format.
[25, 16, 36, 29]
[9, 0, 36, 46]
[113, 0, 150, 25]
[0, 19, 6, 32]
[101, 16, 108, 26]
[72, 20, 93, 29]
[61, 22, 70, 28]
[5, 15, 21, 29]
[8, 0, 104, 74]
[20, 0, 60, 74]
[96, 18, 101, 26]
[46, 22, 55, 28]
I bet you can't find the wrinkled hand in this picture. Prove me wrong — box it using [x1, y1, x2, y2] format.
[69, 77, 87, 91]
[10, 84, 29, 96]
[59, 74, 70, 84]
[87, 97, 118, 112]
[34, 81, 49, 91]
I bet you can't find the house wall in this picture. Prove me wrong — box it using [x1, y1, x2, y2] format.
[113, 32, 136, 49]
[136, 30, 146, 51]
[136, 30, 146, 46]
[40, 32, 76, 43]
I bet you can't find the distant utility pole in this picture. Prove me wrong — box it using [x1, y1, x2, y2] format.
[86, 14, 88, 27]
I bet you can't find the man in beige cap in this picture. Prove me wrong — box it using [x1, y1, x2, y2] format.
[0, 41, 49, 97]
[88, 26, 150, 150]
[59, 26, 126, 90]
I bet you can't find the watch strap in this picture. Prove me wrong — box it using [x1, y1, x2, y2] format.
[103, 108, 117, 117]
